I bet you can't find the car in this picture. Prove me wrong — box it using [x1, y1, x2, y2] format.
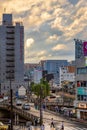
[16, 100, 22, 106]
[0, 122, 8, 130]
[22, 103, 30, 110]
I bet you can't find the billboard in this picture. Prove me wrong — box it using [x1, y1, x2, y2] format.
[85, 56, 87, 66]
[77, 87, 87, 95]
[83, 41, 87, 56]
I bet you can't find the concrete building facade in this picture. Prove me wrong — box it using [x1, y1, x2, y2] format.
[75, 39, 87, 120]
[59, 66, 75, 87]
[0, 14, 24, 94]
[43, 60, 68, 87]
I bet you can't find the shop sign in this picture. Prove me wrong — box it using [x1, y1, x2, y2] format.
[83, 41, 87, 56]
[77, 87, 87, 95]
[78, 103, 87, 108]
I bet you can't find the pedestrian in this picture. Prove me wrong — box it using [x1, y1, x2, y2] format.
[28, 125, 32, 130]
[41, 124, 45, 130]
[34, 118, 38, 126]
[50, 118, 55, 128]
[61, 121, 64, 130]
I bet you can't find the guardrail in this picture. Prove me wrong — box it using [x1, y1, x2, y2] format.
[45, 101, 73, 107]
[0, 103, 39, 124]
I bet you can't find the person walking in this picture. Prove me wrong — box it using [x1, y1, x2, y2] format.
[41, 124, 45, 130]
[61, 121, 64, 130]
[50, 118, 55, 128]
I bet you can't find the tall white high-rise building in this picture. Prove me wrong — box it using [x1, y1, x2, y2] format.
[0, 14, 24, 94]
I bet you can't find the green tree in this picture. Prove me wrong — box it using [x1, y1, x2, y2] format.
[31, 78, 50, 125]
[31, 78, 50, 98]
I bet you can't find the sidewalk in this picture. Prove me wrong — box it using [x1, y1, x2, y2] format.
[45, 109, 87, 125]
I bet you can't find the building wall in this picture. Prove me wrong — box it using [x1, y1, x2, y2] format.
[59, 66, 75, 86]
[33, 69, 42, 83]
[43, 60, 68, 86]
[0, 14, 24, 94]
[75, 39, 87, 120]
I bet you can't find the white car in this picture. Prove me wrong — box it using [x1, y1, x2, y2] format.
[22, 103, 30, 110]
[16, 100, 22, 106]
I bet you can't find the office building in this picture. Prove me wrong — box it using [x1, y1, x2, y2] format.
[0, 14, 24, 94]
[43, 60, 68, 86]
[74, 39, 87, 120]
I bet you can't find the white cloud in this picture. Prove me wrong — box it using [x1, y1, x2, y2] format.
[47, 34, 60, 43]
[26, 38, 34, 48]
[52, 44, 68, 51]
[1, 0, 87, 63]
[37, 50, 46, 57]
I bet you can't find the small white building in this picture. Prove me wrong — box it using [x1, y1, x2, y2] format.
[33, 69, 42, 83]
[59, 66, 75, 87]
[18, 86, 26, 98]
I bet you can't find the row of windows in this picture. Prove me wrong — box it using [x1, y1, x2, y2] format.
[77, 67, 87, 74]
[77, 95, 87, 101]
[77, 81, 87, 87]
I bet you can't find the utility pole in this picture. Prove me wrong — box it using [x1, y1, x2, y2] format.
[10, 71, 13, 130]
[40, 86, 43, 126]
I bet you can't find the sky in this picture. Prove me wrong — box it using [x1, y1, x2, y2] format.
[0, 0, 87, 63]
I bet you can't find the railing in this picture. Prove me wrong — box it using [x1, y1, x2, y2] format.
[45, 101, 73, 107]
[0, 103, 39, 124]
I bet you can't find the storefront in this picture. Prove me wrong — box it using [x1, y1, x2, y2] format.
[80, 111, 87, 120]
[77, 103, 87, 120]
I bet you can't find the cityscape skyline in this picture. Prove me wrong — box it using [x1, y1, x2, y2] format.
[0, 0, 87, 63]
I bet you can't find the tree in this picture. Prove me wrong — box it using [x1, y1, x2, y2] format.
[31, 78, 50, 98]
[31, 78, 50, 125]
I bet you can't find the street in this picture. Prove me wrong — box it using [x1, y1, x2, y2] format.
[24, 106, 87, 130]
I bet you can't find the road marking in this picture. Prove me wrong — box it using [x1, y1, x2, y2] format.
[64, 126, 87, 130]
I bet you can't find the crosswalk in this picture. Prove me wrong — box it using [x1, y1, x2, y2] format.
[13, 124, 87, 130]
[55, 126, 87, 130]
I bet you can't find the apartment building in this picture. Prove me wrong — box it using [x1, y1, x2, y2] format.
[0, 14, 24, 94]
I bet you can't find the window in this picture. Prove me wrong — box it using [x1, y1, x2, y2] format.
[77, 95, 87, 101]
[77, 67, 87, 74]
[77, 81, 87, 87]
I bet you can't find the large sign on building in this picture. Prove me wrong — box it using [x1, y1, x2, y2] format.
[83, 41, 87, 56]
[77, 87, 87, 95]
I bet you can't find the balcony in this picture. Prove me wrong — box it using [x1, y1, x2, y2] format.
[6, 26, 15, 28]
[6, 57, 15, 61]
[6, 76, 15, 80]
[6, 43, 14, 45]
[6, 65, 15, 68]
[6, 40, 14, 43]
[6, 53, 14, 56]
[6, 59, 14, 62]
[6, 48, 14, 51]
[6, 70, 14, 73]
[6, 46, 14, 49]
[6, 31, 15, 34]
[6, 37, 14, 39]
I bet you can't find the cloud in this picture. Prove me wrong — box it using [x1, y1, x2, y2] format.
[0, 0, 87, 63]
[52, 44, 68, 51]
[25, 38, 34, 48]
[47, 34, 60, 43]
[37, 50, 46, 57]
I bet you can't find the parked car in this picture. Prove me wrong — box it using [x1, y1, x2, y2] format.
[22, 103, 30, 110]
[16, 100, 22, 106]
[0, 122, 8, 130]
